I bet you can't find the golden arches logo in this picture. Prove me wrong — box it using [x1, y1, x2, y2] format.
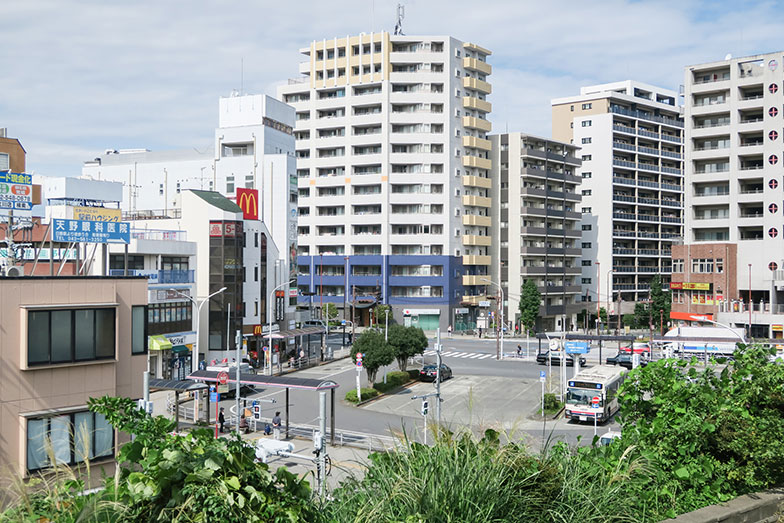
[237, 188, 258, 220]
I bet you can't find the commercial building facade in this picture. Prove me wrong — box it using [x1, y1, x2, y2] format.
[490, 133, 582, 332]
[681, 52, 784, 336]
[552, 81, 684, 317]
[278, 32, 493, 330]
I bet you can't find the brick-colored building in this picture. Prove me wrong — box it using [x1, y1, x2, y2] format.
[0, 132, 26, 173]
[670, 243, 737, 320]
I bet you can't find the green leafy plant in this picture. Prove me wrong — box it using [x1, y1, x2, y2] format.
[373, 371, 412, 393]
[519, 279, 541, 336]
[351, 329, 395, 382]
[345, 388, 379, 403]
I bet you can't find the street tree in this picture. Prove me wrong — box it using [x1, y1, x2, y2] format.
[322, 303, 338, 326]
[374, 304, 393, 326]
[387, 324, 428, 371]
[351, 329, 395, 383]
[519, 279, 541, 336]
[632, 302, 649, 330]
[649, 274, 671, 333]
[599, 307, 608, 327]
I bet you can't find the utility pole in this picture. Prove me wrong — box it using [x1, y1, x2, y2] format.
[435, 327, 442, 426]
[235, 329, 241, 437]
[596, 261, 601, 335]
[495, 289, 500, 360]
[343, 256, 348, 346]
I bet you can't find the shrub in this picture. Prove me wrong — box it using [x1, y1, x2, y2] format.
[407, 369, 420, 381]
[543, 393, 560, 412]
[372, 371, 412, 393]
[345, 388, 379, 403]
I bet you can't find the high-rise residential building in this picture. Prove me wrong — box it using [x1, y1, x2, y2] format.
[81, 94, 298, 353]
[552, 81, 684, 319]
[489, 133, 582, 332]
[674, 52, 784, 337]
[278, 32, 493, 330]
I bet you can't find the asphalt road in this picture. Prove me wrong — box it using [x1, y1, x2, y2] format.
[225, 337, 623, 450]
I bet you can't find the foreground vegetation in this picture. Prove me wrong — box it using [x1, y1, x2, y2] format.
[3, 344, 782, 522]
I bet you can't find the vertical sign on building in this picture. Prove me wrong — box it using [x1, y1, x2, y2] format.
[236, 188, 259, 221]
[0, 172, 33, 217]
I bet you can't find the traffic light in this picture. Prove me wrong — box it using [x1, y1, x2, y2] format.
[421, 400, 429, 416]
[252, 404, 261, 420]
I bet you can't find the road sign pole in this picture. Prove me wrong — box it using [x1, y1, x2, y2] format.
[435, 328, 441, 428]
[214, 388, 219, 438]
[541, 378, 546, 446]
[592, 396, 601, 437]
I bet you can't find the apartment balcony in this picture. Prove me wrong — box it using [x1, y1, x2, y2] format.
[463, 255, 491, 265]
[519, 246, 582, 257]
[462, 96, 492, 113]
[462, 274, 490, 286]
[462, 175, 492, 189]
[463, 116, 492, 132]
[461, 295, 488, 305]
[462, 214, 492, 227]
[539, 285, 582, 295]
[463, 57, 492, 75]
[462, 155, 492, 170]
[462, 135, 492, 151]
[462, 195, 492, 208]
[609, 105, 683, 128]
[521, 266, 582, 275]
[520, 226, 581, 238]
[463, 77, 492, 94]
[462, 234, 492, 246]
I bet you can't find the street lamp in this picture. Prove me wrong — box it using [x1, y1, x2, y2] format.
[596, 261, 601, 335]
[481, 278, 504, 360]
[267, 279, 291, 376]
[171, 286, 228, 374]
[748, 263, 752, 338]
[606, 268, 613, 334]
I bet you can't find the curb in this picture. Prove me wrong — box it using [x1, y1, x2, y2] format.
[348, 379, 420, 407]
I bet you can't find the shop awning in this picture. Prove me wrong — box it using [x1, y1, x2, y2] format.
[171, 345, 190, 354]
[187, 370, 338, 391]
[149, 335, 173, 351]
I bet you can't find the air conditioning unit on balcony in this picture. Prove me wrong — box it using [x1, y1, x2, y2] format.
[2, 266, 24, 277]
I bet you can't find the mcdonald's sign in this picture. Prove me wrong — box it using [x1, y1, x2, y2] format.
[236, 188, 259, 221]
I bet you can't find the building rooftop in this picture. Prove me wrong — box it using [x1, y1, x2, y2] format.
[191, 190, 242, 213]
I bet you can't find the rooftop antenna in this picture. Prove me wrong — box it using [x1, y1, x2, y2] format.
[394, 4, 405, 35]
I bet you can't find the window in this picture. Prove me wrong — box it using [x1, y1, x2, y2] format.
[131, 306, 147, 355]
[582, 189, 592, 196]
[581, 260, 592, 266]
[582, 155, 592, 161]
[581, 172, 592, 178]
[582, 224, 592, 231]
[581, 207, 592, 213]
[716, 258, 724, 273]
[581, 120, 592, 127]
[109, 254, 144, 271]
[671, 258, 684, 273]
[581, 137, 592, 144]
[570, 105, 574, 112]
[28, 308, 116, 366]
[691, 258, 714, 273]
[581, 242, 592, 248]
[582, 103, 592, 110]
[27, 410, 113, 472]
[582, 278, 592, 284]
[0, 152, 9, 170]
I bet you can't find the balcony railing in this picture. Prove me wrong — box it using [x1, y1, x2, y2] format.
[610, 105, 683, 128]
[108, 269, 195, 284]
[131, 229, 187, 241]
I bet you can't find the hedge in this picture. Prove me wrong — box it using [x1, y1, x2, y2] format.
[345, 388, 379, 403]
[373, 371, 413, 393]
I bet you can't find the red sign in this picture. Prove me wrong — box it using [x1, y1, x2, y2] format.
[669, 282, 683, 290]
[236, 188, 259, 221]
[592, 396, 600, 405]
[209, 222, 223, 237]
[217, 371, 229, 385]
[275, 290, 285, 298]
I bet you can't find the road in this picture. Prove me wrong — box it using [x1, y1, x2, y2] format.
[224, 336, 624, 450]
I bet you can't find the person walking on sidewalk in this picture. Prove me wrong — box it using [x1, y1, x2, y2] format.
[447, 324, 452, 338]
[218, 407, 225, 433]
[272, 411, 282, 440]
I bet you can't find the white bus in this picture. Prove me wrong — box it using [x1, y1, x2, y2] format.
[565, 366, 625, 423]
[662, 326, 746, 357]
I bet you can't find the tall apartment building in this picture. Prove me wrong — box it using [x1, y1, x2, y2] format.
[552, 81, 684, 317]
[676, 52, 784, 337]
[278, 32, 493, 330]
[490, 133, 582, 331]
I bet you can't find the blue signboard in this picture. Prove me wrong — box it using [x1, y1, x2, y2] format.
[52, 218, 130, 244]
[0, 172, 33, 216]
[210, 392, 218, 403]
[564, 341, 590, 354]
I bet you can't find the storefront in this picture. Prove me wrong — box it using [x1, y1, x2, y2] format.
[402, 309, 441, 330]
[148, 332, 196, 380]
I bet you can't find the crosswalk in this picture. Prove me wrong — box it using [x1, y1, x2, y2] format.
[423, 350, 495, 360]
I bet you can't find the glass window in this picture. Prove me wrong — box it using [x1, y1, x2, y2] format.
[95, 309, 115, 359]
[28, 311, 50, 364]
[50, 310, 73, 363]
[94, 413, 113, 458]
[74, 411, 94, 460]
[75, 309, 95, 360]
[50, 415, 71, 465]
[26, 418, 47, 470]
[132, 306, 146, 355]
[27, 411, 114, 472]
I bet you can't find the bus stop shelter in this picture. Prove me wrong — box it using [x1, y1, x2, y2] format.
[187, 370, 339, 442]
[149, 378, 211, 431]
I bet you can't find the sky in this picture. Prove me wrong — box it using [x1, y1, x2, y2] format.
[1, 0, 781, 176]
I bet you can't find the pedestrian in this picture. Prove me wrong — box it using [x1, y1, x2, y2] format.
[272, 411, 282, 440]
[447, 324, 452, 338]
[478, 327, 483, 338]
[517, 344, 522, 357]
[218, 407, 225, 433]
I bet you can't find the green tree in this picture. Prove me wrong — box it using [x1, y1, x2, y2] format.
[622, 313, 636, 328]
[374, 304, 393, 328]
[599, 307, 608, 326]
[351, 329, 395, 383]
[649, 274, 671, 333]
[519, 279, 541, 336]
[387, 324, 428, 371]
[322, 303, 339, 326]
[633, 302, 649, 330]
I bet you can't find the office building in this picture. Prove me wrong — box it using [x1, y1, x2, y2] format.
[490, 133, 582, 331]
[278, 32, 493, 330]
[0, 275, 147, 479]
[552, 81, 684, 317]
[675, 52, 784, 337]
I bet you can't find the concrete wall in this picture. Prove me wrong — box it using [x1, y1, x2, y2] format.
[663, 488, 784, 523]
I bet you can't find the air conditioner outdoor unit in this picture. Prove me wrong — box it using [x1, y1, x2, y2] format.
[4, 266, 24, 277]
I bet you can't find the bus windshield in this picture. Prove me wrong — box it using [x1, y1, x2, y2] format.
[566, 388, 602, 407]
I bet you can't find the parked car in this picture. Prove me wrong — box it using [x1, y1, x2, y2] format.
[605, 352, 647, 369]
[536, 351, 586, 367]
[419, 364, 453, 382]
[599, 430, 622, 446]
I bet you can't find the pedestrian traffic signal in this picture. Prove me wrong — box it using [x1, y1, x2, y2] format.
[253, 405, 261, 420]
[421, 400, 429, 416]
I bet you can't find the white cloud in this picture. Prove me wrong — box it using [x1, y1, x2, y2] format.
[0, 0, 779, 175]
